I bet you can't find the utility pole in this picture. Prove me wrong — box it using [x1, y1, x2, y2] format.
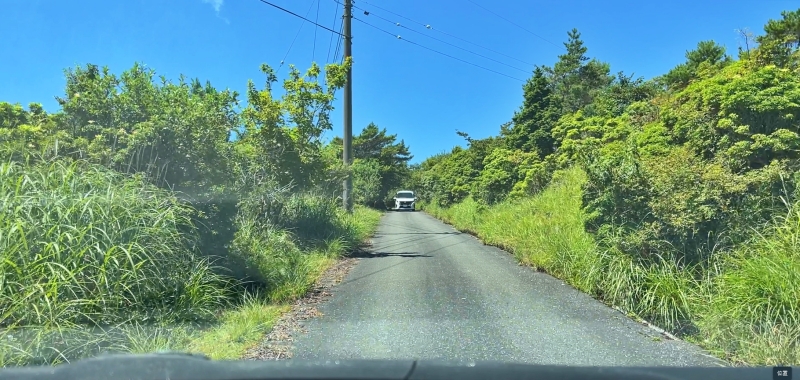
[342, 0, 353, 213]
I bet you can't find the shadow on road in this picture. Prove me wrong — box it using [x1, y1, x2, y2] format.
[347, 250, 432, 258]
[368, 233, 455, 253]
[340, 239, 470, 286]
[378, 222, 450, 234]
[338, 257, 419, 286]
[374, 232, 462, 236]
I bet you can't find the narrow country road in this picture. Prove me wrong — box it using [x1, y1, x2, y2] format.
[290, 211, 726, 366]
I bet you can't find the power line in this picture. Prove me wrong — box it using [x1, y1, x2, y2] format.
[313, 0, 321, 61]
[328, 19, 345, 98]
[359, 0, 427, 29]
[331, 25, 345, 99]
[465, 0, 557, 47]
[277, 0, 318, 74]
[333, 18, 345, 63]
[326, 1, 341, 62]
[358, 0, 537, 66]
[353, 17, 525, 82]
[357, 7, 530, 74]
[255, 0, 344, 36]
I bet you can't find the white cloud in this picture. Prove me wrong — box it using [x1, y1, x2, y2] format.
[202, 0, 224, 13]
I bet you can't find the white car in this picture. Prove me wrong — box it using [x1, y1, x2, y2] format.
[393, 190, 417, 211]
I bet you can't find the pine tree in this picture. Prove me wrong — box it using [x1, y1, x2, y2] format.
[504, 67, 560, 157]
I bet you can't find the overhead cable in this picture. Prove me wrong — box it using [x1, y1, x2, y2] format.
[256, 0, 345, 36]
[333, 16, 345, 63]
[313, 0, 321, 61]
[465, 0, 557, 47]
[326, 1, 341, 62]
[276, 0, 318, 74]
[358, 0, 539, 65]
[353, 17, 525, 82]
[357, 7, 531, 74]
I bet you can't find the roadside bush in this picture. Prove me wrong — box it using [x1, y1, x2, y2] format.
[471, 149, 539, 205]
[508, 154, 556, 199]
[351, 158, 383, 207]
[582, 136, 794, 266]
[279, 192, 348, 248]
[0, 59, 378, 366]
[228, 216, 307, 290]
[229, 180, 356, 286]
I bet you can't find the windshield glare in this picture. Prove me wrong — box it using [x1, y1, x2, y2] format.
[397, 192, 414, 198]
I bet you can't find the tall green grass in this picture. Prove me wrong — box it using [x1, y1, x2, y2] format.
[230, 189, 380, 301]
[692, 205, 800, 365]
[0, 152, 384, 366]
[185, 205, 382, 360]
[423, 166, 800, 366]
[423, 168, 602, 293]
[0, 157, 231, 366]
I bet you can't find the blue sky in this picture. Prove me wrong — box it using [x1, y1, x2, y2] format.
[0, 0, 794, 164]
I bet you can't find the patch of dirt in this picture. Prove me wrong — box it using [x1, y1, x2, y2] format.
[242, 253, 364, 360]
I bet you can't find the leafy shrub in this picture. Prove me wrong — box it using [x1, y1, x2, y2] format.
[472, 148, 539, 205]
[350, 158, 383, 208]
[230, 180, 351, 286]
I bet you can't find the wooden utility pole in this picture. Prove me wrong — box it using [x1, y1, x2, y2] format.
[342, 0, 353, 213]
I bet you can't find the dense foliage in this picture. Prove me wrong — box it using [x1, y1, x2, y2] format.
[414, 9, 800, 365]
[0, 58, 385, 365]
[330, 122, 413, 208]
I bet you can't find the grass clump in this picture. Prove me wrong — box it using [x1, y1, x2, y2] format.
[230, 186, 381, 302]
[0, 157, 231, 366]
[185, 205, 382, 360]
[692, 205, 800, 365]
[0, 154, 384, 366]
[185, 292, 288, 360]
[424, 167, 601, 293]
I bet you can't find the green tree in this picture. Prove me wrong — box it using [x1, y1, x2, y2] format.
[754, 9, 800, 68]
[661, 60, 800, 171]
[238, 62, 348, 191]
[54, 63, 240, 193]
[584, 72, 662, 118]
[503, 67, 560, 156]
[545, 28, 613, 114]
[331, 122, 413, 207]
[472, 148, 539, 205]
[659, 40, 731, 91]
[416, 132, 506, 206]
[350, 158, 383, 206]
[0, 102, 65, 158]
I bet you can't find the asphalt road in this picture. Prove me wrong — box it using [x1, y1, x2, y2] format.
[292, 211, 726, 366]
